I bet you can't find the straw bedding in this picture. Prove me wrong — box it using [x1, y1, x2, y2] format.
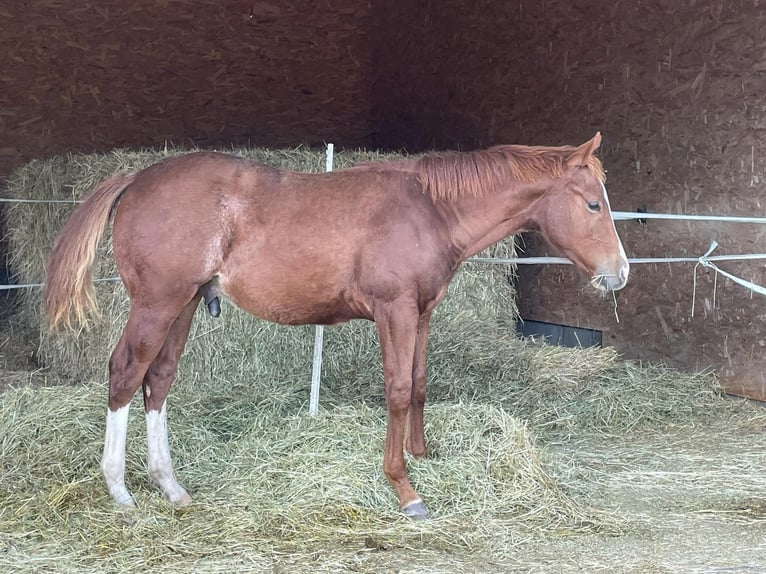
[1, 147, 757, 572]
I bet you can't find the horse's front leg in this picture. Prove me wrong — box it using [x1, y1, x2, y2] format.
[406, 311, 431, 458]
[374, 298, 428, 519]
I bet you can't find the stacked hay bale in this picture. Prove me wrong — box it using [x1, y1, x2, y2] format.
[2, 146, 518, 403]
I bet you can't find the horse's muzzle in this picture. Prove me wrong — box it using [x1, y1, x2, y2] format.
[592, 262, 630, 292]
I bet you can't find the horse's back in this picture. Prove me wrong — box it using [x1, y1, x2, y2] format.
[111, 152, 452, 324]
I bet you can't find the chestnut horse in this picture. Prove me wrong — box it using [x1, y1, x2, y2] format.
[45, 132, 628, 518]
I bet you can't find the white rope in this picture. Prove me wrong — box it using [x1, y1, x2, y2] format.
[469, 253, 766, 265]
[0, 277, 121, 291]
[612, 211, 766, 224]
[472, 249, 766, 302]
[696, 242, 766, 297]
[0, 198, 83, 203]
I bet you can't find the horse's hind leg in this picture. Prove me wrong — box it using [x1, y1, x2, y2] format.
[101, 302, 191, 507]
[142, 299, 197, 504]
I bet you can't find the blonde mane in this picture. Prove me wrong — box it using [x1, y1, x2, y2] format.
[414, 145, 605, 201]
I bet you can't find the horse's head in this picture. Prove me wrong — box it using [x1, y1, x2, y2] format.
[536, 133, 629, 292]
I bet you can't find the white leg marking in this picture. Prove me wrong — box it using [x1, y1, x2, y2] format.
[101, 405, 136, 507]
[146, 401, 191, 505]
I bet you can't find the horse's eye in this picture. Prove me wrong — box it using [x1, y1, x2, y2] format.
[587, 200, 601, 212]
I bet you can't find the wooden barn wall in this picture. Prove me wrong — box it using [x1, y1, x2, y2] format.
[2, 1, 765, 399]
[0, 0, 371, 180]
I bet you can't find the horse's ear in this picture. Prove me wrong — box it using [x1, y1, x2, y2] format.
[567, 132, 602, 167]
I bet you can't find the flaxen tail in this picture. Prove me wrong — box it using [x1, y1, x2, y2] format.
[45, 173, 137, 331]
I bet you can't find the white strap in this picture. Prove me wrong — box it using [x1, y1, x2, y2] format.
[697, 241, 766, 297]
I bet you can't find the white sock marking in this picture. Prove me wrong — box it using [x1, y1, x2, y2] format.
[101, 404, 135, 506]
[146, 401, 190, 504]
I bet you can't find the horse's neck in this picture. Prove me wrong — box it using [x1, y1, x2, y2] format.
[435, 181, 547, 263]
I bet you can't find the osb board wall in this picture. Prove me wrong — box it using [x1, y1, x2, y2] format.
[0, 0, 371, 181]
[527, 0, 766, 400]
[2, 1, 765, 398]
[373, 0, 766, 399]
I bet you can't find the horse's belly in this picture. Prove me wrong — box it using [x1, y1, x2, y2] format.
[218, 271, 368, 326]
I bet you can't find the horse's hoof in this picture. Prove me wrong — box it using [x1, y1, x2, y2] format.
[175, 493, 193, 506]
[165, 489, 193, 506]
[401, 499, 428, 519]
[114, 494, 137, 508]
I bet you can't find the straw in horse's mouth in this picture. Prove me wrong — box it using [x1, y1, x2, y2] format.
[590, 273, 616, 291]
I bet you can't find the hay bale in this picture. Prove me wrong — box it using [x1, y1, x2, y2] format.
[2, 146, 517, 392]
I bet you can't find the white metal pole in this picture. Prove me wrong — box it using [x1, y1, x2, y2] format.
[309, 143, 334, 416]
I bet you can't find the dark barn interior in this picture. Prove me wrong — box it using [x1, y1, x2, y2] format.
[1, 0, 765, 401]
